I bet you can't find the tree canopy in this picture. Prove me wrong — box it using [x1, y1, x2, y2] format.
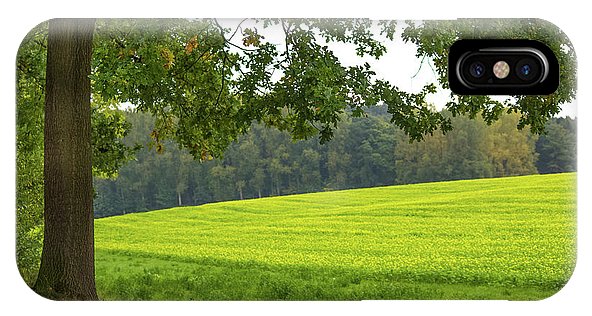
[88, 19, 576, 160]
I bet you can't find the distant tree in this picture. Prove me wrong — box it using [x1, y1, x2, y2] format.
[346, 115, 396, 187]
[536, 117, 577, 174]
[299, 148, 323, 192]
[325, 117, 352, 190]
[152, 152, 179, 208]
[93, 179, 123, 217]
[395, 128, 444, 184]
[268, 144, 292, 196]
[175, 152, 193, 206]
[192, 162, 214, 205]
[395, 111, 538, 183]
[444, 112, 493, 180]
[233, 135, 262, 199]
[488, 113, 538, 177]
[251, 168, 267, 198]
[209, 164, 237, 201]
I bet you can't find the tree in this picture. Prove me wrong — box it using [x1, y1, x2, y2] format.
[298, 148, 323, 192]
[268, 144, 291, 196]
[16, 22, 46, 286]
[209, 164, 237, 201]
[325, 118, 352, 190]
[231, 134, 262, 199]
[17, 18, 575, 300]
[175, 154, 192, 206]
[33, 19, 98, 300]
[346, 115, 396, 187]
[251, 167, 267, 198]
[488, 113, 538, 177]
[395, 111, 539, 184]
[535, 117, 577, 174]
[17, 21, 136, 287]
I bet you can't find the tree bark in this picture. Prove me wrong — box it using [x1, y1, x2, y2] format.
[33, 18, 98, 300]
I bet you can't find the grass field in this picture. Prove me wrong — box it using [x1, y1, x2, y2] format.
[94, 173, 576, 300]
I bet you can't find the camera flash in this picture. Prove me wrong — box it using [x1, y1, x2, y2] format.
[493, 61, 510, 79]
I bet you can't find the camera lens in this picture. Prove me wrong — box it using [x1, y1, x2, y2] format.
[515, 58, 540, 81]
[469, 62, 485, 78]
[519, 64, 532, 77]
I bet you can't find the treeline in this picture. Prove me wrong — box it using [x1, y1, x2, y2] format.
[93, 108, 576, 217]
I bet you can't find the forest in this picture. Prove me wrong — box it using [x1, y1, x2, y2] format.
[93, 108, 576, 218]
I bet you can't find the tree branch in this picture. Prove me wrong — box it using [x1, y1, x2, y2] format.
[281, 20, 292, 63]
[214, 18, 260, 52]
[215, 52, 229, 107]
[228, 18, 249, 41]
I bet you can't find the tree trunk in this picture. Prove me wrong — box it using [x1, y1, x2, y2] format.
[33, 19, 98, 300]
[178, 191, 182, 206]
[120, 187, 125, 214]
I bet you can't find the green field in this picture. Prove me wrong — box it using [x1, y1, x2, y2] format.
[94, 173, 576, 300]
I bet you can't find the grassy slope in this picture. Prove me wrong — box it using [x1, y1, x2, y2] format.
[95, 173, 576, 300]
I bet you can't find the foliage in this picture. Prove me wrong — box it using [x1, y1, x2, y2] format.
[402, 19, 577, 134]
[94, 173, 576, 300]
[394, 111, 539, 184]
[16, 22, 46, 285]
[536, 117, 577, 174]
[90, 18, 535, 161]
[92, 19, 241, 159]
[91, 101, 140, 178]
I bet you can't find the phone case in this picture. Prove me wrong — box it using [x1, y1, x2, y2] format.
[16, 18, 577, 301]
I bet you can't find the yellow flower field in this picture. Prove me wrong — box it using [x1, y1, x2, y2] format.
[95, 173, 576, 300]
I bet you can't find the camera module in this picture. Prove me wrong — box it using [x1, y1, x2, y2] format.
[449, 40, 557, 94]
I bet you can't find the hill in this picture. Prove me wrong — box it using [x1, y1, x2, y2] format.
[94, 173, 576, 300]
